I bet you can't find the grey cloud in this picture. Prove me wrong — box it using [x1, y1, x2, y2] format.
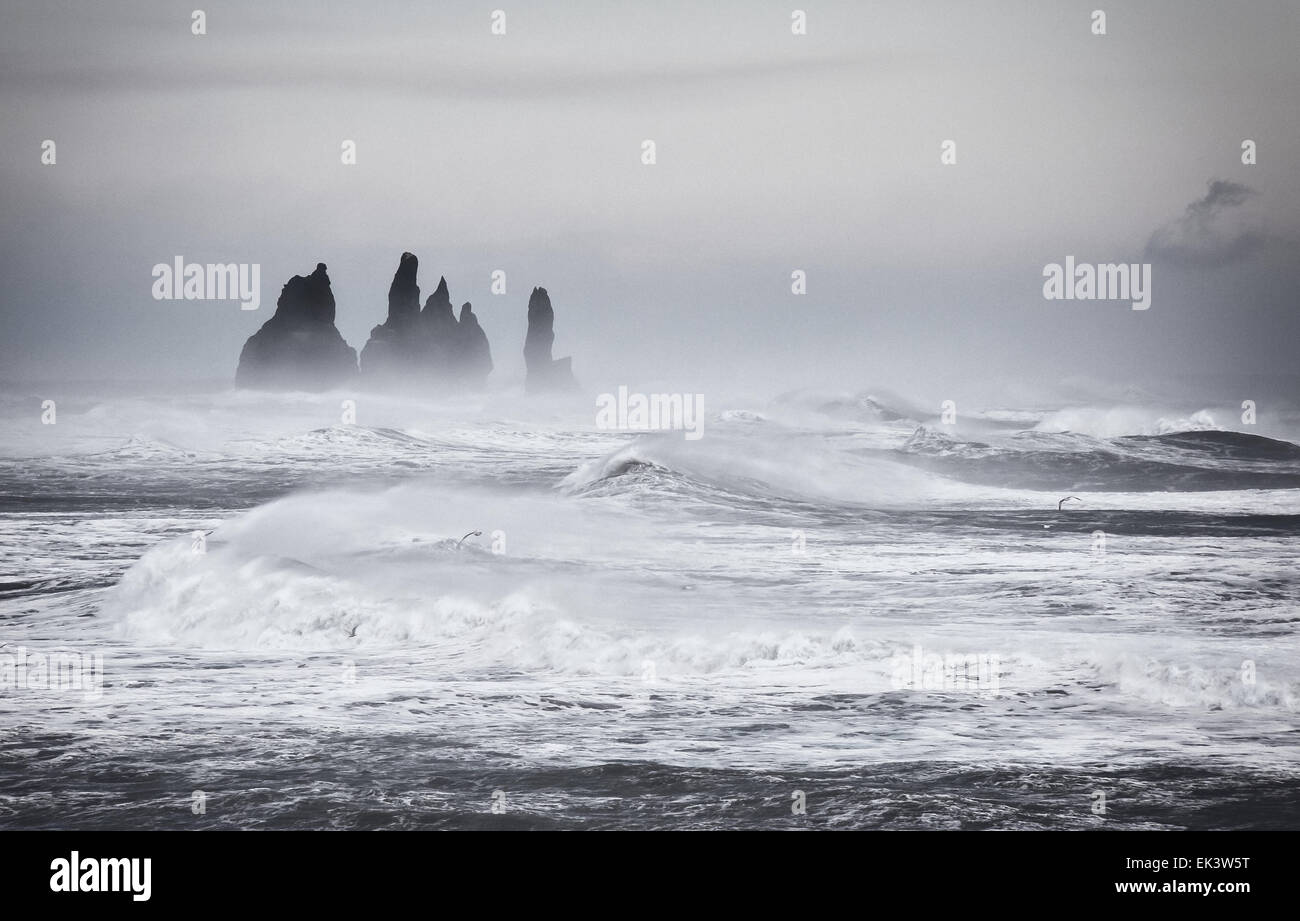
[1145, 179, 1267, 268]
[0, 47, 880, 102]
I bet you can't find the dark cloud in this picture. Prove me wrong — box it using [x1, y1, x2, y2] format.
[1145, 180, 1267, 267]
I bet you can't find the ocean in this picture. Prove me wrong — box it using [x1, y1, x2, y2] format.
[1, 385, 1297, 829]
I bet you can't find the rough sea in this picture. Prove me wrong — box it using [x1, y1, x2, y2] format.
[2, 385, 1298, 829]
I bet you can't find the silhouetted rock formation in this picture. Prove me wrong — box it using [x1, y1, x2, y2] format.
[524, 287, 577, 392]
[456, 303, 493, 388]
[233, 254, 568, 393]
[235, 263, 357, 390]
[359, 253, 423, 384]
[387, 251, 422, 328]
[359, 254, 493, 389]
[421, 277, 458, 364]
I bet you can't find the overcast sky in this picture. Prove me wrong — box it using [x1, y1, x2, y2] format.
[2, 0, 1297, 403]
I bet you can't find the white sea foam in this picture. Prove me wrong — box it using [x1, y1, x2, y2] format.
[4, 384, 1300, 798]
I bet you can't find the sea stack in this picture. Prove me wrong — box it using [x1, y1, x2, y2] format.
[358, 252, 424, 384]
[421, 276, 458, 365]
[359, 254, 493, 389]
[523, 287, 577, 393]
[456, 303, 493, 388]
[235, 263, 358, 390]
